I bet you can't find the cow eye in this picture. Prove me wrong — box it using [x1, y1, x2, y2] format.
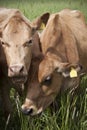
[24, 39, 32, 47]
[1, 41, 10, 47]
[43, 76, 52, 86]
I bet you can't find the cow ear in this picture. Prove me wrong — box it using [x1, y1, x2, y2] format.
[56, 63, 82, 78]
[32, 12, 50, 30]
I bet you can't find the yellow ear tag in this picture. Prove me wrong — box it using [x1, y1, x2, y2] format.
[40, 23, 45, 30]
[70, 68, 77, 78]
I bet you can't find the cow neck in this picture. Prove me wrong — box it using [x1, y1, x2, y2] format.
[45, 47, 67, 62]
[38, 42, 42, 52]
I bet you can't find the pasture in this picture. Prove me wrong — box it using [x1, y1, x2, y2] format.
[0, 0, 87, 130]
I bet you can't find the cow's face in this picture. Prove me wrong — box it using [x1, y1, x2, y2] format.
[0, 16, 36, 84]
[21, 50, 81, 116]
[21, 71, 62, 116]
[0, 11, 50, 85]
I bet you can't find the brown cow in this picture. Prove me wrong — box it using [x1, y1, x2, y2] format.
[21, 9, 87, 115]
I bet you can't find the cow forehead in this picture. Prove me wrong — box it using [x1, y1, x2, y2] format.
[2, 19, 32, 44]
[39, 60, 53, 82]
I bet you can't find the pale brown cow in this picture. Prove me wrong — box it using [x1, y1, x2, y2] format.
[21, 9, 87, 115]
[0, 8, 49, 116]
[0, 8, 32, 84]
[0, 8, 35, 116]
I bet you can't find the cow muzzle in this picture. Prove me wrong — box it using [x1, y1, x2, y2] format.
[21, 105, 43, 116]
[8, 64, 28, 84]
[21, 99, 43, 116]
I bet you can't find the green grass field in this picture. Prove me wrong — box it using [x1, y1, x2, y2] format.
[0, 0, 87, 130]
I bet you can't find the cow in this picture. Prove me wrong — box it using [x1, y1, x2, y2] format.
[0, 8, 32, 84]
[0, 8, 49, 116]
[0, 8, 49, 84]
[21, 9, 87, 116]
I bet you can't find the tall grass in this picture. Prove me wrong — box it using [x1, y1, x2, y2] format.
[0, 0, 87, 130]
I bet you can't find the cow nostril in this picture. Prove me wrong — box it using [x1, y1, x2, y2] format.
[9, 67, 14, 73]
[27, 108, 33, 115]
[20, 66, 24, 73]
[21, 108, 33, 115]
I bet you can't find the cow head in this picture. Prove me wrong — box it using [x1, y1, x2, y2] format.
[0, 9, 49, 85]
[21, 47, 81, 116]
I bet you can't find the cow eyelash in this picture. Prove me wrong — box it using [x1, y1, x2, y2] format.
[23, 39, 32, 47]
[42, 76, 52, 86]
[1, 42, 10, 47]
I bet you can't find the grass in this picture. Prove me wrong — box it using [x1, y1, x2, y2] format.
[0, 0, 87, 130]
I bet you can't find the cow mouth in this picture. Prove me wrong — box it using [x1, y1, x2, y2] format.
[11, 76, 27, 85]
